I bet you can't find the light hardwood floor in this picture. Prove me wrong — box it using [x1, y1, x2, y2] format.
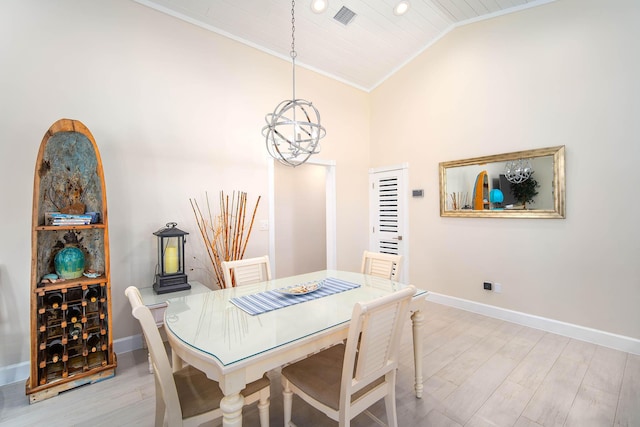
[1, 301, 638, 426]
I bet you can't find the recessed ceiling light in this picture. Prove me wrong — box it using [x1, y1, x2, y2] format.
[311, 0, 328, 13]
[393, 1, 410, 16]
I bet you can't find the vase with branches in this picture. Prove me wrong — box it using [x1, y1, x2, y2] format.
[190, 191, 261, 288]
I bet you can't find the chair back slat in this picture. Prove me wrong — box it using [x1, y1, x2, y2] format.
[361, 250, 402, 281]
[221, 256, 271, 288]
[357, 304, 399, 375]
[341, 286, 414, 397]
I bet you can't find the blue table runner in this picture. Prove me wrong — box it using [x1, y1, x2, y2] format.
[230, 277, 360, 316]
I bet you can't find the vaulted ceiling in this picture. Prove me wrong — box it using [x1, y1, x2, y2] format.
[134, 0, 555, 91]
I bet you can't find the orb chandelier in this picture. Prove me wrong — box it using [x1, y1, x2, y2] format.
[504, 158, 533, 184]
[262, 0, 326, 167]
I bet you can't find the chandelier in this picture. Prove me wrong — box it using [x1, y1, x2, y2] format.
[262, 0, 326, 167]
[504, 158, 533, 184]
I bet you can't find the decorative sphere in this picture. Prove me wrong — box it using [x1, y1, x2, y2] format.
[262, 99, 326, 167]
[54, 246, 85, 279]
[504, 159, 533, 184]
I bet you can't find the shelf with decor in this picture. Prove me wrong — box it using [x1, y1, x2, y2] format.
[26, 118, 116, 403]
[36, 224, 106, 231]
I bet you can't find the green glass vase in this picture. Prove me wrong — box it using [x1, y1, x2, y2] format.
[54, 245, 85, 279]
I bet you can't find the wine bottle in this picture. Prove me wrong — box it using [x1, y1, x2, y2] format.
[69, 322, 82, 340]
[67, 306, 82, 324]
[84, 287, 100, 303]
[86, 314, 99, 329]
[47, 339, 64, 363]
[86, 333, 101, 353]
[88, 350, 105, 367]
[46, 292, 63, 309]
[67, 346, 79, 358]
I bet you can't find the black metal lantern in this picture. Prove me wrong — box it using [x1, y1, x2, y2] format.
[153, 222, 191, 294]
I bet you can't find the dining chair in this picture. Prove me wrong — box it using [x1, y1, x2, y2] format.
[221, 255, 272, 288]
[360, 250, 402, 281]
[281, 285, 415, 427]
[124, 286, 271, 427]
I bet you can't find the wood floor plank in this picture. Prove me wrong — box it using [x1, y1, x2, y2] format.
[466, 380, 535, 427]
[562, 344, 627, 427]
[464, 325, 548, 426]
[422, 408, 463, 426]
[436, 334, 509, 386]
[561, 338, 597, 364]
[421, 373, 458, 402]
[514, 416, 545, 427]
[422, 314, 502, 379]
[520, 354, 589, 426]
[615, 353, 640, 427]
[564, 384, 618, 427]
[441, 352, 520, 424]
[422, 332, 485, 379]
[582, 345, 627, 395]
[508, 332, 569, 390]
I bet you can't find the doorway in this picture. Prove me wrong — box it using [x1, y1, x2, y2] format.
[269, 159, 337, 278]
[369, 164, 409, 282]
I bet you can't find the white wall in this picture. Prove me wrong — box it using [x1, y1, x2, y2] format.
[0, 0, 370, 377]
[370, 0, 640, 340]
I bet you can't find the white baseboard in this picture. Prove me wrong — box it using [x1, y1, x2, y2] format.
[0, 361, 30, 388]
[0, 334, 145, 388]
[426, 292, 640, 355]
[114, 333, 144, 355]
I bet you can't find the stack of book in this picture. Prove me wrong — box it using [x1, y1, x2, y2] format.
[45, 212, 93, 226]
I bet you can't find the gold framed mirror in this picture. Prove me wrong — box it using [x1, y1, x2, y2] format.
[439, 146, 565, 218]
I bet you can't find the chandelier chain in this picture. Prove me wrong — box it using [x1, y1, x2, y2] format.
[290, 0, 296, 59]
[290, 0, 297, 102]
[261, 0, 326, 167]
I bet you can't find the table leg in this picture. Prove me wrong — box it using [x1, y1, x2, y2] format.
[411, 309, 424, 398]
[171, 349, 183, 373]
[220, 392, 245, 427]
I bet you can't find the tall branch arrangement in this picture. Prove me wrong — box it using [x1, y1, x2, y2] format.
[190, 191, 261, 288]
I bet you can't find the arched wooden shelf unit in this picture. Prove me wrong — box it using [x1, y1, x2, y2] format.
[26, 119, 116, 403]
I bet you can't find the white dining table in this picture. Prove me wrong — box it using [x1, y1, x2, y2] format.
[163, 270, 428, 427]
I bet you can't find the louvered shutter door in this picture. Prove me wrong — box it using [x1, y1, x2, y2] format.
[376, 175, 400, 255]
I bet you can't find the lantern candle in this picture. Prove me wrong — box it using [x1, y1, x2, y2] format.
[153, 222, 190, 294]
[164, 246, 179, 274]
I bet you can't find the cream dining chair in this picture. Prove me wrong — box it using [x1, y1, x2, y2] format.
[361, 250, 402, 281]
[124, 286, 271, 427]
[221, 255, 272, 288]
[281, 285, 415, 427]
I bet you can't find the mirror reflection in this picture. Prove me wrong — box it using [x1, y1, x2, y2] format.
[439, 146, 565, 218]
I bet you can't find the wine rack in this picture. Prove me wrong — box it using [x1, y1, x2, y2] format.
[26, 119, 117, 403]
[36, 283, 109, 385]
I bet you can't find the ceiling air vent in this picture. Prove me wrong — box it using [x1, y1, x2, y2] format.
[334, 6, 356, 26]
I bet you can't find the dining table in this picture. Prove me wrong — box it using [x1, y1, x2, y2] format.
[163, 269, 428, 427]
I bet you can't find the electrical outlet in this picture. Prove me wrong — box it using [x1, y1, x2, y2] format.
[259, 219, 269, 231]
[494, 283, 502, 293]
[483, 281, 492, 291]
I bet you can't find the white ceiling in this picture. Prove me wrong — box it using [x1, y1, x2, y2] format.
[134, 0, 556, 91]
